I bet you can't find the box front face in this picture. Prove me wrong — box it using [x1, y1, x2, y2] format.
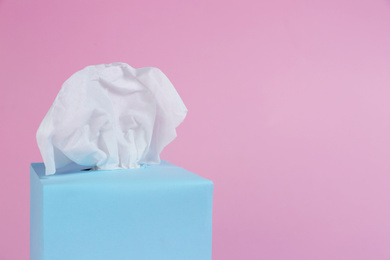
[35, 164, 213, 260]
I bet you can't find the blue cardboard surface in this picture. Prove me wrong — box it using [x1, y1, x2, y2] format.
[30, 161, 213, 260]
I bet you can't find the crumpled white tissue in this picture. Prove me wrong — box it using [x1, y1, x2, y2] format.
[37, 62, 187, 175]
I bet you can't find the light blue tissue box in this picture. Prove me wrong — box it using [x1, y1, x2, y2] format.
[30, 161, 213, 260]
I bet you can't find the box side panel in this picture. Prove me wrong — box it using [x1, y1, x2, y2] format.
[30, 165, 44, 260]
[204, 181, 214, 260]
[186, 180, 214, 260]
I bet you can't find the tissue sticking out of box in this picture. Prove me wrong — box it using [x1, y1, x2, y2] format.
[36, 63, 187, 175]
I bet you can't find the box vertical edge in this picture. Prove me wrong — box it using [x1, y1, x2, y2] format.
[30, 164, 44, 260]
[208, 180, 214, 260]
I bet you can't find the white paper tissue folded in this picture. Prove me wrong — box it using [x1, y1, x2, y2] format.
[37, 62, 187, 175]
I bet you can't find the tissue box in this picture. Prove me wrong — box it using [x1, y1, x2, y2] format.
[30, 161, 213, 260]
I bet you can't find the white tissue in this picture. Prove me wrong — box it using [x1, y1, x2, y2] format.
[37, 62, 187, 175]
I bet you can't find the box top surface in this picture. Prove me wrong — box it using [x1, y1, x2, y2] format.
[30, 161, 212, 187]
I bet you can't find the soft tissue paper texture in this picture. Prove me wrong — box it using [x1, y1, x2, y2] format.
[36, 62, 187, 175]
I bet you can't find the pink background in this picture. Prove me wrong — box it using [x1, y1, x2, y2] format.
[1, 0, 390, 259]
